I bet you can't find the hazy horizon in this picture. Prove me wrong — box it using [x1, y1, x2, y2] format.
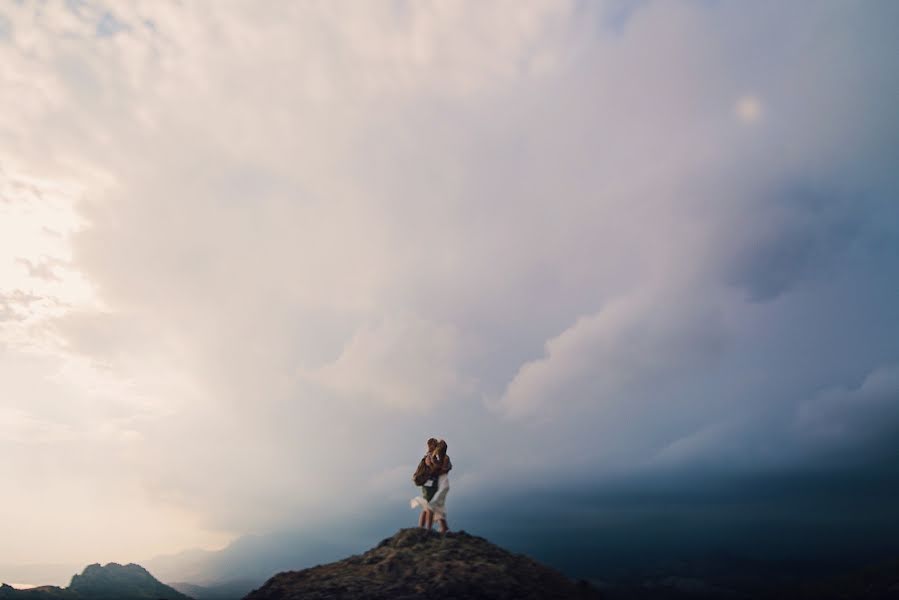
[1, 0, 898, 589]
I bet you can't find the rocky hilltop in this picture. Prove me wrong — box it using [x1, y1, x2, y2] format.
[0, 563, 189, 600]
[69, 563, 189, 600]
[244, 528, 602, 600]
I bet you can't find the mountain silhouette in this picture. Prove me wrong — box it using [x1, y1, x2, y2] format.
[0, 563, 189, 600]
[243, 528, 602, 599]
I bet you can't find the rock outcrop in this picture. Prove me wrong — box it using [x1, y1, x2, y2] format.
[244, 528, 602, 600]
[68, 563, 190, 599]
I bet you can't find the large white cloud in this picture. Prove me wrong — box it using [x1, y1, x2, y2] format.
[497, 288, 727, 418]
[0, 0, 897, 571]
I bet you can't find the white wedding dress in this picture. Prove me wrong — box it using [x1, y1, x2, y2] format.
[410, 472, 450, 520]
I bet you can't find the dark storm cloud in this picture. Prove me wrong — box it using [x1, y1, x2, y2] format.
[724, 181, 870, 302]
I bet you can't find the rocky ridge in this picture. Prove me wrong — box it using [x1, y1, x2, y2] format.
[244, 528, 602, 600]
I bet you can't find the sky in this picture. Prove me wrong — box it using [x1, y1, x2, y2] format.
[1, 0, 898, 584]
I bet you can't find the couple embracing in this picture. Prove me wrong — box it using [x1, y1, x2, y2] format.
[410, 438, 452, 533]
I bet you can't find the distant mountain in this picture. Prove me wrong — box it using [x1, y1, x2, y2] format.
[68, 563, 190, 600]
[244, 528, 603, 599]
[0, 584, 68, 600]
[0, 563, 190, 600]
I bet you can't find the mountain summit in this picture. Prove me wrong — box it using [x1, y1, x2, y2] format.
[68, 562, 189, 599]
[244, 528, 602, 599]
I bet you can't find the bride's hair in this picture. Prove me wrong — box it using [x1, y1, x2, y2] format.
[435, 439, 448, 460]
[427, 438, 438, 451]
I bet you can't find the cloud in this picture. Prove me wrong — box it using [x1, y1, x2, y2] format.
[15, 256, 65, 282]
[301, 315, 474, 411]
[651, 420, 741, 467]
[498, 289, 727, 418]
[0, 290, 43, 323]
[796, 364, 899, 455]
[0, 0, 897, 571]
[721, 180, 871, 302]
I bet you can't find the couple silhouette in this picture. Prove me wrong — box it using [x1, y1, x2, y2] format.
[410, 438, 451, 533]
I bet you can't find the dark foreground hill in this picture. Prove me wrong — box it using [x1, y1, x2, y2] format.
[0, 563, 189, 600]
[244, 528, 602, 600]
